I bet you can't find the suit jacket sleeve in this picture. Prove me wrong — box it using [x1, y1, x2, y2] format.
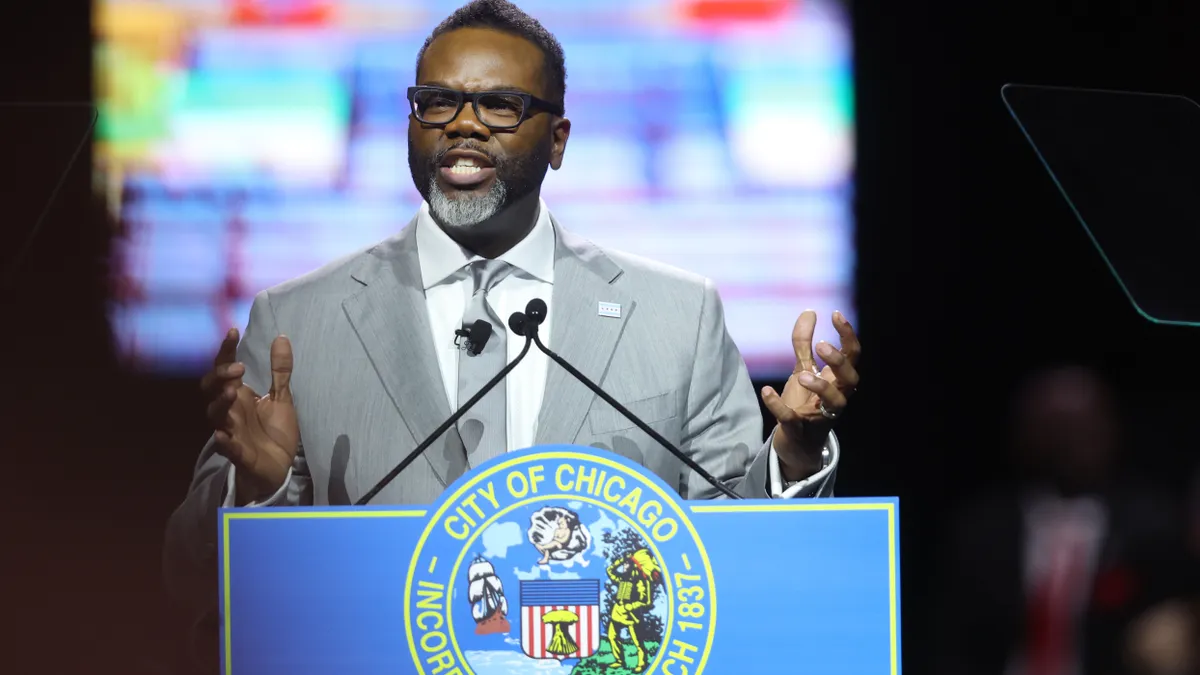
[679, 280, 838, 500]
[161, 290, 313, 617]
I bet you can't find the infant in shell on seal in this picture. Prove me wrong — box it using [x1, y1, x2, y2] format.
[527, 506, 590, 564]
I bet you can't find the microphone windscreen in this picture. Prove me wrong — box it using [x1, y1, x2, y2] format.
[508, 312, 527, 336]
[526, 298, 548, 325]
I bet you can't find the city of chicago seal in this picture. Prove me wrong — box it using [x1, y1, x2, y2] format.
[404, 446, 716, 675]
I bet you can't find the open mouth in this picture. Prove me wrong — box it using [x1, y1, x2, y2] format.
[438, 149, 497, 189]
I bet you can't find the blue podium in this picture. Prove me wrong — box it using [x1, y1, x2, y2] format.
[218, 445, 901, 674]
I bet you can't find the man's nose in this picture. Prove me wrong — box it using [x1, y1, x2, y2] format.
[443, 103, 491, 141]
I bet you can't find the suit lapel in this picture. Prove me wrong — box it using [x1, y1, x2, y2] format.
[535, 222, 635, 445]
[342, 223, 464, 488]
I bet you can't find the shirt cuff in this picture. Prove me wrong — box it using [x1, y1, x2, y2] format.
[223, 465, 293, 508]
[767, 430, 839, 499]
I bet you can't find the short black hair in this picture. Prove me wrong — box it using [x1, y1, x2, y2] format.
[417, 0, 567, 111]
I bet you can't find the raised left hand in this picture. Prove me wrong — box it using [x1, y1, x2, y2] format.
[760, 309, 861, 480]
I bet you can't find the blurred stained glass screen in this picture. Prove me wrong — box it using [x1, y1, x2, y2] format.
[1003, 84, 1200, 325]
[95, 0, 855, 375]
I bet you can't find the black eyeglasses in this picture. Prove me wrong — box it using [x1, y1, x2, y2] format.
[407, 86, 564, 130]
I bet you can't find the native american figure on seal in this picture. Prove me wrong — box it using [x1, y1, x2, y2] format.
[604, 548, 662, 672]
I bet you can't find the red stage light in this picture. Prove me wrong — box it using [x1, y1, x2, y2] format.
[679, 0, 795, 22]
[230, 0, 334, 26]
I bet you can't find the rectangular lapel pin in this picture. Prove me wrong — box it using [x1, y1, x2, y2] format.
[598, 301, 621, 318]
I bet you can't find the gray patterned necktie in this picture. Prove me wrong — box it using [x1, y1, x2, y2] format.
[457, 259, 513, 468]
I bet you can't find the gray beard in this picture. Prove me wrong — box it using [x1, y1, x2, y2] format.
[426, 174, 508, 229]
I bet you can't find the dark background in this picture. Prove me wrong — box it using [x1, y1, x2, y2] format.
[3, 1, 1198, 672]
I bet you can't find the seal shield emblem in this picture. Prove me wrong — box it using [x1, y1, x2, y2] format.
[519, 580, 602, 660]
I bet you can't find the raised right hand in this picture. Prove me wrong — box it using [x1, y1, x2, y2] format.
[200, 328, 300, 505]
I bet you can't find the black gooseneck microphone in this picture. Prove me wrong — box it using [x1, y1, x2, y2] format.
[518, 298, 743, 500]
[355, 313, 532, 505]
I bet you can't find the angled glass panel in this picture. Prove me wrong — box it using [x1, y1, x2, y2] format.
[0, 103, 98, 287]
[1003, 84, 1200, 325]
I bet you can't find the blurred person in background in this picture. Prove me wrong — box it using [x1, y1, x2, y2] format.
[934, 364, 1198, 675]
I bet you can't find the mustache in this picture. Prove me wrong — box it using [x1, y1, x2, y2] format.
[433, 141, 499, 166]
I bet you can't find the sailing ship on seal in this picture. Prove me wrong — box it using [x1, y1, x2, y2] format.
[467, 555, 511, 635]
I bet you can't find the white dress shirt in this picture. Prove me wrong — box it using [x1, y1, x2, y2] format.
[225, 198, 827, 505]
[417, 199, 553, 451]
[1006, 493, 1107, 675]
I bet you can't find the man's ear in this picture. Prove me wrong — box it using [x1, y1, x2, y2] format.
[549, 117, 571, 170]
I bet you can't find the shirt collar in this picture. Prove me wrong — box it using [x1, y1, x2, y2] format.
[415, 198, 556, 290]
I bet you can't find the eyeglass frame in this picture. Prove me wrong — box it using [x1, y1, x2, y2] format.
[406, 85, 565, 130]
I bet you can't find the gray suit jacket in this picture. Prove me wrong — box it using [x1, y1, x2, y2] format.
[163, 217, 837, 615]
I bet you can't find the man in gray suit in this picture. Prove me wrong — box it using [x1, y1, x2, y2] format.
[165, 0, 862, 618]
